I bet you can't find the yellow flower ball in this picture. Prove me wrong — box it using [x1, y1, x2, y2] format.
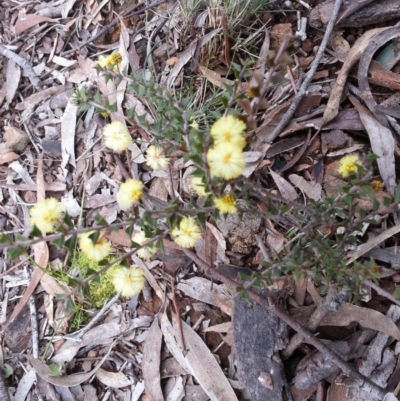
[30, 198, 66, 234]
[117, 179, 144, 210]
[207, 143, 246, 180]
[171, 217, 202, 248]
[105, 52, 122, 67]
[371, 180, 384, 192]
[338, 155, 361, 178]
[103, 121, 132, 153]
[191, 176, 208, 197]
[79, 231, 111, 261]
[113, 266, 145, 297]
[97, 53, 122, 71]
[210, 115, 247, 149]
[131, 230, 157, 261]
[145, 145, 170, 170]
[214, 194, 237, 214]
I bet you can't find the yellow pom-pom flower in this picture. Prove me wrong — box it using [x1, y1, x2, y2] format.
[191, 176, 209, 197]
[117, 179, 144, 210]
[113, 266, 146, 297]
[79, 231, 111, 261]
[145, 145, 170, 170]
[97, 52, 122, 70]
[210, 115, 247, 149]
[171, 217, 202, 248]
[103, 121, 132, 153]
[30, 198, 66, 234]
[131, 230, 157, 261]
[207, 143, 246, 180]
[105, 52, 122, 67]
[371, 180, 384, 192]
[338, 155, 362, 178]
[214, 193, 237, 214]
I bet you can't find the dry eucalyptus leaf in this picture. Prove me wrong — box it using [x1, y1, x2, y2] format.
[143, 319, 164, 401]
[95, 368, 132, 388]
[321, 303, 400, 340]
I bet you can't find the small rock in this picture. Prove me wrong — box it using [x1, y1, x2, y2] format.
[4, 126, 30, 153]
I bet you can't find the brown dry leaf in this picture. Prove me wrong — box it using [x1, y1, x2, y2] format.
[349, 95, 396, 195]
[14, 370, 37, 401]
[269, 169, 298, 201]
[323, 27, 389, 124]
[95, 368, 132, 388]
[347, 225, 400, 266]
[15, 86, 68, 111]
[177, 277, 232, 316]
[31, 341, 115, 387]
[143, 319, 164, 401]
[131, 255, 165, 300]
[15, 14, 58, 35]
[203, 322, 232, 333]
[166, 56, 179, 66]
[288, 174, 322, 201]
[6, 61, 21, 104]
[198, 65, 235, 88]
[167, 28, 221, 86]
[321, 303, 400, 340]
[178, 318, 239, 401]
[51, 318, 128, 364]
[0, 152, 19, 165]
[160, 313, 190, 373]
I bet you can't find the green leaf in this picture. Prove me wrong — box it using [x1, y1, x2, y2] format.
[94, 214, 108, 227]
[65, 236, 77, 254]
[52, 237, 64, 249]
[63, 213, 74, 228]
[393, 287, 400, 299]
[89, 231, 100, 245]
[395, 184, 400, 202]
[239, 290, 252, 305]
[125, 225, 134, 238]
[30, 225, 43, 238]
[3, 363, 13, 379]
[8, 246, 25, 260]
[0, 234, 11, 244]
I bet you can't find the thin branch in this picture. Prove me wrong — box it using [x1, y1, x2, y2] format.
[266, 0, 344, 143]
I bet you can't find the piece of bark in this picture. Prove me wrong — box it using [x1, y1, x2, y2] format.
[221, 265, 289, 401]
[310, 0, 400, 28]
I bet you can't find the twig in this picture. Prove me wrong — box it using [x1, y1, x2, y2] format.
[364, 279, 400, 308]
[266, 0, 343, 144]
[171, 288, 185, 350]
[181, 248, 386, 398]
[0, 45, 42, 91]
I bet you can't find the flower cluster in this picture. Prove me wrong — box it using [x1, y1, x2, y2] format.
[98, 52, 122, 70]
[206, 116, 247, 180]
[338, 155, 362, 178]
[132, 229, 157, 260]
[172, 217, 202, 248]
[117, 179, 144, 210]
[79, 231, 112, 261]
[103, 121, 132, 153]
[113, 266, 146, 297]
[214, 193, 237, 214]
[145, 145, 170, 170]
[30, 198, 66, 234]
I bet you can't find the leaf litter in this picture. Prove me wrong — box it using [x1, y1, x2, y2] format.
[1, 0, 400, 400]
